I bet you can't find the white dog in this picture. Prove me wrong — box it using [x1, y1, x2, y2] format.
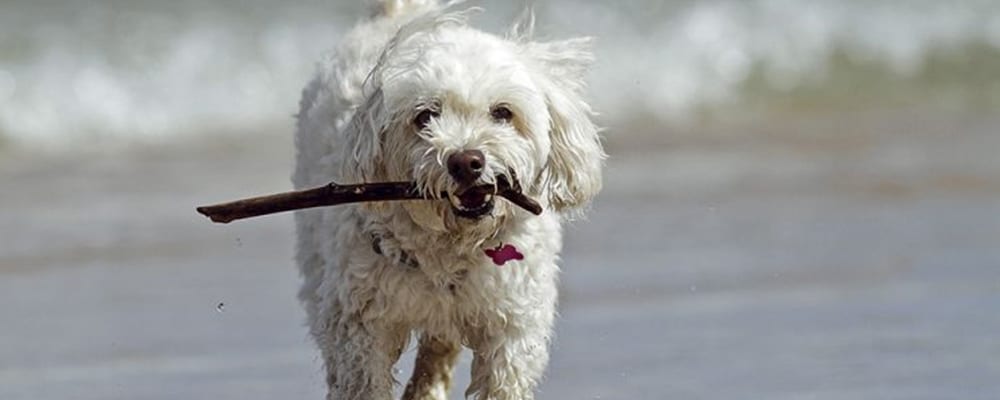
[292, 1, 604, 399]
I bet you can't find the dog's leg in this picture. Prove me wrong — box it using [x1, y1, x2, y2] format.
[464, 321, 553, 400]
[402, 335, 461, 400]
[320, 310, 409, 400]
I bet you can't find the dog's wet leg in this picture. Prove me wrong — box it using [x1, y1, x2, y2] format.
[402, 334, 461, 400]
[322, 313, 409, 400]
[464, 314, 554, 400]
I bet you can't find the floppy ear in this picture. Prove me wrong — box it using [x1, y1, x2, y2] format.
[526, 38, 606, 212]
[340, 87, 388, 183]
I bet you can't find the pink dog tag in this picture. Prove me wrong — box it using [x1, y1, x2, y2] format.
[484, 244, 524, 266]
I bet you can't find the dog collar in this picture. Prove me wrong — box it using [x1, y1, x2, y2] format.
[373, 234, 523, 268]
[371, 234, 419, 268]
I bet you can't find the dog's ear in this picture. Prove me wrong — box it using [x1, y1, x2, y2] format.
[340, 88, 388, 182]
[526, 38, 606, 212]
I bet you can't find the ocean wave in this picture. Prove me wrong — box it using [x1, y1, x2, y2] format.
[1, 0, 998, 148]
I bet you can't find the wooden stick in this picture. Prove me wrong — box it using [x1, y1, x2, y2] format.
[196, 177, 543, 224]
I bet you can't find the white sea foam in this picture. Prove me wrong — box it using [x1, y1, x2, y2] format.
[0, 0, 997, 148]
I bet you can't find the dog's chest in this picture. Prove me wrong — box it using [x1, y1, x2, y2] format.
[365, 247, 517, 329]
[373, 234, 537, 315]
[356, 210, 562, 327]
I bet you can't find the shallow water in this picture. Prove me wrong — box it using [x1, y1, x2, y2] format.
[2, 106, 999, 399]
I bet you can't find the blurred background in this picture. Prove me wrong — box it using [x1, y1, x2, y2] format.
[2, 1, 999, 399]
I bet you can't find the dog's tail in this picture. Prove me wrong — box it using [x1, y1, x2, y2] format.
[368, 0, 440, 19]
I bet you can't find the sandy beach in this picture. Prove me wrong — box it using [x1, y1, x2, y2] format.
[2, 105, 999, 399]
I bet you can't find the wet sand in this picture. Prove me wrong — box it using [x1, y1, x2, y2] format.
[2, 108, 999, 399]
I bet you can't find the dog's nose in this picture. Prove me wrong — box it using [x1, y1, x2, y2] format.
[447, 149, 485, 185]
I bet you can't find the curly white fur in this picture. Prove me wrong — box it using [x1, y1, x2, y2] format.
[293, 1, 604, 399]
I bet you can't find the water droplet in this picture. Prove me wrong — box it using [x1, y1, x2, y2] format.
[216, 302, 225, 313]
[689, 285, 698, 292]
[392, 367, 403, 375]
[235, 237, 242, 247]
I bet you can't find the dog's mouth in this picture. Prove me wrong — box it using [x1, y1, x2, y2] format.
[447, 186, 496, 220]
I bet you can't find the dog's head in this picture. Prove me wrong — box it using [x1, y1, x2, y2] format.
[342, 9, 604, 231]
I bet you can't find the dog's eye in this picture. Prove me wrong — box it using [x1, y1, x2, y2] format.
[490, 105, 514, 123]
[414, 109, 440, 130]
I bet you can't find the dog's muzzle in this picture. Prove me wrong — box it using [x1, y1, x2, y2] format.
[446, 149, 495, 219]
[448, 186, 495, 219]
